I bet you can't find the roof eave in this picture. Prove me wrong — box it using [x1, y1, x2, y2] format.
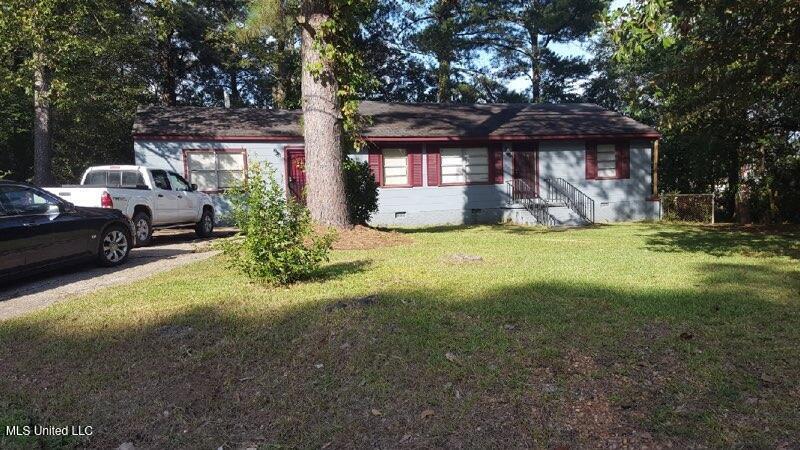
[133, 131, 661, 143]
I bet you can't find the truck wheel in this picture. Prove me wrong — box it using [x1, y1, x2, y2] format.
[132, 212, 153, 247]
[97, 225, 132, 267]
[195, 208, 214, 238]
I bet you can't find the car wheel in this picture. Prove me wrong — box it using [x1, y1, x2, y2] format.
[132, 212, 152, 247]
[195, 208, 214, 238]
[98, 225, 132, 267]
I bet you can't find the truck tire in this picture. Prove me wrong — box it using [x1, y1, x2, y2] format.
[132, 211, 153, 247]
[195, 208, 214, 238]
[97, 224, 132, 267]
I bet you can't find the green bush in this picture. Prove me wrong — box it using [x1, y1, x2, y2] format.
[344, 158, 379, 225]
[219, 163, 334, 285]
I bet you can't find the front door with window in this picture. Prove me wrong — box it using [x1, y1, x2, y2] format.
[513, 144, 538, 194]
[286, 149, 306, 203]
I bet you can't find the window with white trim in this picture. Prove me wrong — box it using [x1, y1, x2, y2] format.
[382, 148, 408, 186]
[186, 150, 246, 191]
[440, 147, 489, 184]
[596, 144, 617, 178]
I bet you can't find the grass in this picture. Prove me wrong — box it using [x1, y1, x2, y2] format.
[0, 222, 798, 448]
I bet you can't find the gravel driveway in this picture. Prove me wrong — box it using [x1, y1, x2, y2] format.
[0, 229, 233, 321]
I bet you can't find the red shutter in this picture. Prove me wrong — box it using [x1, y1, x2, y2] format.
[426, 146, 440, 186]
[490, 143, 504, 184]
[616, 142, 630, 179]
[585, 142, 598, 180]
[409, 146, 423, 186]
[368, 149, 382, 186]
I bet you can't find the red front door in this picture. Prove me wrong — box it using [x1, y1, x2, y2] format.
[286, 149, 306, 203]
[513, 147, 538, 194]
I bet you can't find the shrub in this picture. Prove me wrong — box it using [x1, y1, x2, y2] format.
[344, 158, 379, 225]
[219, 163, 334, 285]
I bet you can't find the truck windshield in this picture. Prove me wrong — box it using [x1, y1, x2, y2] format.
[84, 170, 146, 188]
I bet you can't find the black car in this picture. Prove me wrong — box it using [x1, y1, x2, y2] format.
[0, 180, 134, 282]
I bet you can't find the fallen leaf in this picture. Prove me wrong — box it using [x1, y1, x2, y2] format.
[371, 408, 382, 416]
[419, 409, 435, 419]
[445, 352, 458, 362]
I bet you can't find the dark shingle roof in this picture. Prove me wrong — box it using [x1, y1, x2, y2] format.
[134, 101, 659, 140]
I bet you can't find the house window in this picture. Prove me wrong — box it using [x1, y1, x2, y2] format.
[441, 147, 489, 184]
[596, 144, 617, 178]
[383, 148, 408, 186]
[185, 150, 246, 191]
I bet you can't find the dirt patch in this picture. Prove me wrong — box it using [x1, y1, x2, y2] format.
[324, 225, 413, 250]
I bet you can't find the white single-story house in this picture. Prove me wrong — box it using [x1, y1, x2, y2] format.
[132, 101, 661, 227]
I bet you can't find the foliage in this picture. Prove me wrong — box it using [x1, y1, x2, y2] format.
[0, 0, 147, 182]
[219, 163, 334, 284]
[246, 0, 377, 141]
[605, 0, 800, 223]
[343, 158, 379, 225]
[401, 0, 485, 103]
[480, 0, 608, 102]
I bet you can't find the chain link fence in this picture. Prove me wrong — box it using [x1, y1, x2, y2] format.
[660, 193, 715, 223]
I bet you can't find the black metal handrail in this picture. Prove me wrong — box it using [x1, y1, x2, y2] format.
[542, 177, 595, 224]
[507, 179, 554, 226]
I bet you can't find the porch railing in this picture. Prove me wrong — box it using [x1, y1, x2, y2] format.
[507, 178, 554, 227]
[542, 177, 595, 224]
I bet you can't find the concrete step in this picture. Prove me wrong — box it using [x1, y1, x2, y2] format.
[548, 205, 590, 227]
[504, 205, 590, 227]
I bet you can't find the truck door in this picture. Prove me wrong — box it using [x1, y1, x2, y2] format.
[149, 169, 178, 224]
[168, 171, 198, 222]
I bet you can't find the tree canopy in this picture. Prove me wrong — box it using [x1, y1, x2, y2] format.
[0, 0, 797, 223]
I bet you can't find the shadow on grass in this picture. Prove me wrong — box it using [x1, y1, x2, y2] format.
[642, 223, 800, 260]
[0, 261, 798, 449]
[310, 259, 372, 282]
[385, 222, 610, 236]
[384, 224, 475, 234]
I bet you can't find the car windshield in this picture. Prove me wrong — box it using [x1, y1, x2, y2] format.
[0, 185, 59, 215]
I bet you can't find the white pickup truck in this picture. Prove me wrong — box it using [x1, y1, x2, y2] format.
[45, 165, 215, 246]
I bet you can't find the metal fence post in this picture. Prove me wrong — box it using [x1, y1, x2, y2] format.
[711, 195, 715, 224]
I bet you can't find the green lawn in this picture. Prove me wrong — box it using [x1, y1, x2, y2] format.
[1, 223, 798, 448]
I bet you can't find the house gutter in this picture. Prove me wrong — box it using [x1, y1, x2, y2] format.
[133, 132, 662, 143]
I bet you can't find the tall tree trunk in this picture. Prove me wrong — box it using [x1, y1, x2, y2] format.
[33, 52, 54, 186]
[299, 0, 351, 228]
[437, 58, 450, 103]
[228, 68, 240, 107]
[273, 38, 289, 109]
[735, 161, 752, 224]
[529, 31, 541, 103]
[726, 146, 753, 224]
[158, 34, 177, 106]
